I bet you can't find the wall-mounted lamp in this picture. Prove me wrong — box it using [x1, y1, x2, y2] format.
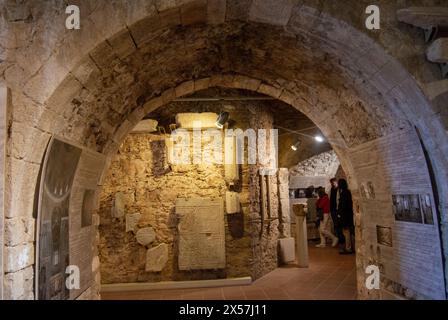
[314, 135, 324, 143]
[216, 111, 230, 129]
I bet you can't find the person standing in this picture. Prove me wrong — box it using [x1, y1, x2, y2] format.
[315, 189, 339, 248]
[329, 178, 344, 247]
[337, 179, 355, 254]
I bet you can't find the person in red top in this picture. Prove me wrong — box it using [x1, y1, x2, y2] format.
[315, 189, 339, 248]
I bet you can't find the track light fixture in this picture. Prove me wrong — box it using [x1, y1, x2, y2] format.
[216, 111, 230, 129]
[291, 140, 301, 151]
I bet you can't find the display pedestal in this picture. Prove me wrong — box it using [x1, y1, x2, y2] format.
[293, 204, 309, 268]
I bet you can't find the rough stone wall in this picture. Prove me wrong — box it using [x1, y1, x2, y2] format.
[289, 150, 340, 179]
[99, 104, 279, 283]
[278, 168, 291, 238]
[1, 0, 448, 299]
[99, 133, 240, 283]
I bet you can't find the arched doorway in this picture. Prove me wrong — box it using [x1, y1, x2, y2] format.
[3, 1, 447, 300]
[97, 87, 358, 300]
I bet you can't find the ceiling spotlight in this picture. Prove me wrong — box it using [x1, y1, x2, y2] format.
[291, 140, 301, 151]
[216, 111, 230, 129]
[314, 135, 324, 143]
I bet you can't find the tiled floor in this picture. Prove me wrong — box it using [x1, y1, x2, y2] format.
[101, 243, 357, 300]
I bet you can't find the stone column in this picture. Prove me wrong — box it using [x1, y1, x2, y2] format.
[278, 168, 291, 237]
[0, 86, 9, 299]
[293, 204, 309, 268]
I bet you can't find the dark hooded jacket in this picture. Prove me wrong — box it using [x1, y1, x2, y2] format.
[337, 180, 354, 228]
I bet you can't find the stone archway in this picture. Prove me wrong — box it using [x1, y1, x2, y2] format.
[2, 0, 448, 300]
[101, 78, 446, 300]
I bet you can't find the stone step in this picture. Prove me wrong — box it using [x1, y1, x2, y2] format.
[397, 7, 448, 29]
[100, 276, 253, 292]
[427, 38, 448, 63]
[424, 79, 448, 100]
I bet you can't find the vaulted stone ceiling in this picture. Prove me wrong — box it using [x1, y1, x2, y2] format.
[44, 21, 402, 153]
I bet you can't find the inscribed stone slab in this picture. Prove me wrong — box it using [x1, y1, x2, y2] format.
[176, 198, 225, 270]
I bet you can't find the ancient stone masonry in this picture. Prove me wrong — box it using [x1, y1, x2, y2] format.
[1, 0, 448, 300]
[98, 133, 230, 283]
[98, 103, 280, 284]
[0, 87, 9, 300]
[177, 198, 226, 271]
[277, 168, 290, 238]
[248, 105, 279, 280]
[289, 151, 340, 179]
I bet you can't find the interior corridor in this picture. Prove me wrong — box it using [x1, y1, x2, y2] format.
[101, 244, 356, 300]
[1, 1, 448, 301]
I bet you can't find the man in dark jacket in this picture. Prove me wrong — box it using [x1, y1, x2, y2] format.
[329, 178, 345, 247]
[337, 179, 355, 254]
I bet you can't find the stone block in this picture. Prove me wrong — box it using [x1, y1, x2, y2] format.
[180, 0, 207, 25]
[131, 119, 158, 133]
[7, 159, 40, 218]
[125, 0, 158, 25]
[427, 38, 448, 64]
[89, 41, 117, 71]
[280, 198, 291, 223]
[10, 121, 51, 164]
[257, 83, 282, 98]
[226, 0, 252, 21]
[278, 90, 296, 106]
[155, 0, 177, 11]
[176, 112, 218, 129]
[278, 168, 289, 185]
[107, 29, 137, 60]
[128, 14, 162, 47]
[225, 191, 240, 214]
[126, 213, 142, 233]
[127, 108, 146, 127]
[143, 96, 164, 114]
[207, 0, 226, 24]
[4, 266, 34, 300]
[161, 88, 176, 105]
[23, 53, 71, 104]
[280, 223, 291, 238]
[145, 243, 169, 272]
[194, 78, 211, 91]
[278, 237, 295, 263]
[210, 74, 235, 88]
[113, 119, 133, 144]
[111, 192, 125, 218]
[397, 7, 448, 29]
[249, 0, 295, 26]
[4, 217, 35, 246]
[92, 256, 100, 273]
[45, 73, 83, 112]
[4, 243, 34, 273]
[92, 214, 100, 227]
[424, 79, 448, 100]
[136, 227, 156, 246]
[232, 75, 261, 91]
[175, 80, 195, 98]
[278, 183, 289, 199]
[75, 287, 92, 300]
